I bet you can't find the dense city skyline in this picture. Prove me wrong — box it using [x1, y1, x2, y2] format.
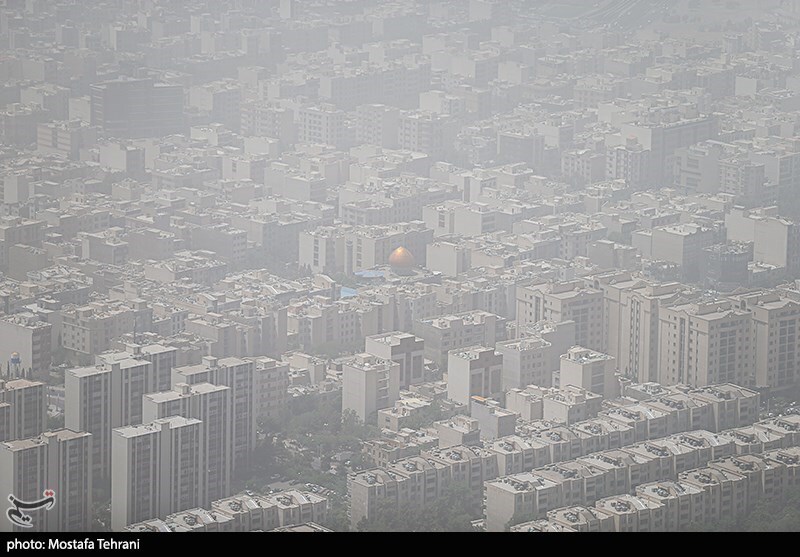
[0, 0, 798, 536]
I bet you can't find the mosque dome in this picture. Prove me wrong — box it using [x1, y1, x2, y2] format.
[388, 247, 415, 269]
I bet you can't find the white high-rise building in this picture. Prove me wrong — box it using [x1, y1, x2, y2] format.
[142, 383, 232, 506]
[0, 429, 92, 532]
[0, 378, 47, 442]
[446, 346, 503, 405]
[171, 357, 256, 474]
[659, 301, 754, 388]
[342, 354, 401, 423]
[559, 347, 619, 399]
[111, 416, 204, 532]
[731, 291, 800, 394]
[517, 281, 604, 352]
[65, 358, 154, 486]
[365, 332, 425, 389]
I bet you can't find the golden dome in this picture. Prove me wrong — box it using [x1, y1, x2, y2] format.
[388, 246, 415, 268]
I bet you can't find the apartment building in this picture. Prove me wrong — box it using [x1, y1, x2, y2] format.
[559, 347, 619, 399]
[516, 281, 604, 352]
[659, 301, 754, 388]
[446, 347, 503, 406]
[414, 310, 508, 370]
[142, 383, 232, 506]
[0, 378, 47, 442]
[364, 332, 425, 390]
[342, 354, 401, 423]
[111, 417, 204, 531]
[0, 429, 92, 532]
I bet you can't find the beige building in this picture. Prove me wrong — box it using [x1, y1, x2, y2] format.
[295, 103, 348, 148]
[93, 355, 157, 427]
[209, 493, 277, 532]
[345, 440, 494, 531]
[594, 494, 666, 532]
[446, 346, 503, 406]
[424, 444, 498, 494]
[0, 403, 8, 442]
[516, 281, 604, 351]
[625, 438, 702, 478]
[678, 466, 749, 525]
[36, 119, 97, 160]
[649, 224, 716, 282]
[142, 489, 331, 533]
[285, 352, 327, 385]
[348, 467, 419, 529]
[298, 226, 346, 275]
[80, 230, 129, 266]
[413, 310, 508, 370]
[470, 397, 517, 440]
[722, 424, 787, 455]
[356, 104, 400, 148]
[599, 275, 691, 384]
[0, 314, 52, 380]
[764, 447, 800, 489]
[504, 387, 544, 422]
[659, 301, 754, 388]
[607, 136, 650, 188]
[483, 472, 565, 532]
[252, 357, 290, 421]
[725, 206, 800, 276]
[397, 110, 454, 160]
[425, 240, 471, 277]
[258, 490, 329, 529]
[559, 346, 619, 399]
[0, 429, 92, 532]
[362, 430, 438, 468]
[61, 301, 147, 359]
[731, 291, 800, 394]
[544, 386, 605, 426]
[609, 108, 718, 186]
[342, 353, 401, 423]
[641, 391, 716, 433]
[755, 415, 800, 447]
[509, 519, 576, 532]
[485, 436, 543, 476]
[377, 397, 433, 431]
[159, 507, 234, 532]
[140, 344, 179, 391]
[686, 384, 760, 432]
[600, 403, 672, 442]
[572, 418, 637, 454]
[708, 453, 787, 506]
[436, 415, 481, 448]
[669, 429, 736, 463]
[365, 332, 425, 389]
[111, 416, 205, 532]
[510, 384, 603, 426]
[635, 480, 707, 531]
[495, 336, 553, 390]
[547, 506, 616, 532]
